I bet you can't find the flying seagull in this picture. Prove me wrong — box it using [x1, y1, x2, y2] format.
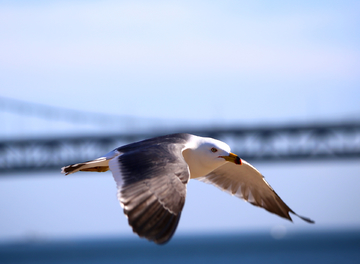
[61, 133, 314, 244]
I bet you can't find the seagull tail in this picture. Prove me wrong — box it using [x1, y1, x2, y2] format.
[61, 150, 120, 175]
[61, 157, 110, 175]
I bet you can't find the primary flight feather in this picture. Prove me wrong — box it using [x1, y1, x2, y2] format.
[61, 133, 314, 244]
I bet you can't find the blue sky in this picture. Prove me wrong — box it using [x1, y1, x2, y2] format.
[1, 0, 359, 124]
[0, 0, 360, 243]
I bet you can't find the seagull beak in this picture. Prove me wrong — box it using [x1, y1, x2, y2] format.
[220, 153, 242, 165]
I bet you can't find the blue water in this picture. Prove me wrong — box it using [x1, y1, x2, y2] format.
[1, 230, 359, 264]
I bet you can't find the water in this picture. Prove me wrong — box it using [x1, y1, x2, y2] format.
[1, 230, 359, 264]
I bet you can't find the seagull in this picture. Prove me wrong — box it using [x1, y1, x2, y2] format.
[61, 133, 314, 244]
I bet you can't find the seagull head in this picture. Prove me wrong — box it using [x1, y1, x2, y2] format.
[198, 138, 242, 166]
[183, 136, 242, 179]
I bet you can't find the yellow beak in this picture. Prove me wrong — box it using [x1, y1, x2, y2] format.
[220, 153, 242, 165]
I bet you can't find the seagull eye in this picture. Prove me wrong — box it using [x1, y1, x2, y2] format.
[211, 147, 218, 153]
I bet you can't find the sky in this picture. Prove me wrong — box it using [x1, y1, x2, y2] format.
[0, 0, 360, 243]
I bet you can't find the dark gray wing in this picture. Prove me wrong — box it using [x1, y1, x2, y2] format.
[109, 134, 190, 244]
[197, 160, 314, 223]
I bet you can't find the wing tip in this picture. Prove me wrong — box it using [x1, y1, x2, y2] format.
[129, 212, 180, 245]
[290, 211, 315, 224]
[296, 214, 315, 224]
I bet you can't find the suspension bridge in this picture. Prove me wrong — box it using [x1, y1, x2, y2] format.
[1, 96, 359, 174]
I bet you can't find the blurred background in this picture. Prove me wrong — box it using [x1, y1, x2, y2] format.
[0, 0, 360, 263]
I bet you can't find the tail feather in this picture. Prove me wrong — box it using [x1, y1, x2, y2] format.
[61, 150, 120, 175]
[61, 157, 109, 175]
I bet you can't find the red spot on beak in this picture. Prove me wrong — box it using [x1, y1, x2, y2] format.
[235, 157, 242, 165]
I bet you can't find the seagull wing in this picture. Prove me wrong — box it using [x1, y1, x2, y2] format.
[197, 160, 314, 223]
[109, 135, 190, 244]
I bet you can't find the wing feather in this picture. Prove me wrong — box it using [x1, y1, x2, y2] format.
[198, 160, 314, 223]
[108, 136, 190, 244]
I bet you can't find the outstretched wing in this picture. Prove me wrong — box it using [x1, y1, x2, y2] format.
[109, 136, 190, 244]
[197, 160, 314, 223]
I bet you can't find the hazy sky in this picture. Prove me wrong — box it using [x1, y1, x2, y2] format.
[0, 0, 359, 243]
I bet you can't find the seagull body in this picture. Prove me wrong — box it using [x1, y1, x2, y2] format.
[61, 133, 314, 244]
